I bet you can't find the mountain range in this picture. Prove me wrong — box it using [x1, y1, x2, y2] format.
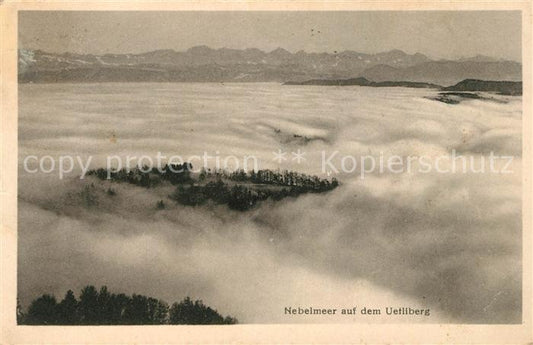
[18, 46, 521, 86]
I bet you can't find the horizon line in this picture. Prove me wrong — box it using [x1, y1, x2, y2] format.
[18, 45, 521, 64]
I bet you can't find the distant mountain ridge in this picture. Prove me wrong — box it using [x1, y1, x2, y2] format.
[443, 79, 522, 95]
[284, 77, 440, 88]
[285, 77, 522, 95]
[18, 47, 521, 86]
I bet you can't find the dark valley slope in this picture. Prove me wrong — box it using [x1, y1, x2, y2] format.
[284, 77, 440, 88]
[443, 79, 522, 95]
[360, 61, 521, 87]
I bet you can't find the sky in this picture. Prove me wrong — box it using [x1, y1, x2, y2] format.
[19, 11, 522, 61]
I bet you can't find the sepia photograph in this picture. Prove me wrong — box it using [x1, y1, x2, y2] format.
[1, 2, 531, 343]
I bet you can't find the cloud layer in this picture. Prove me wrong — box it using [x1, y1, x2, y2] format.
[18, 83, 521, 323]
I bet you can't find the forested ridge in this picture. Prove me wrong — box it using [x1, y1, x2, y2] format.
[18, 286, 237, 325]
[87, 163, 339, 211]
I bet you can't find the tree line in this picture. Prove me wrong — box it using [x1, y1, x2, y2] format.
[88, 164, 338, 190]
[87, 163, 193, 188]
[18, 286, 237, 325]
[87, 164, 339, 211]
[172, 178, 337, 211]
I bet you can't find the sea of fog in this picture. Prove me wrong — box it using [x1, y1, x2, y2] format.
[18, 83, 522, 323]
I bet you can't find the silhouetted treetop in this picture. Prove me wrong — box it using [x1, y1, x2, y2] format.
[20, 286, 237, 325]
